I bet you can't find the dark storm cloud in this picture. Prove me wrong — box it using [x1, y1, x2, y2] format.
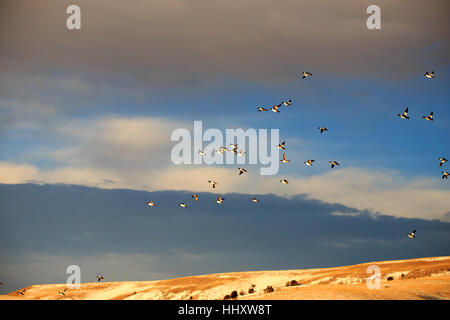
[0, 0, 449, 86]
[0, 183, 449, 293]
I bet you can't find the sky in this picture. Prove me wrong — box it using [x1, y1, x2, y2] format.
[0, 0, 449, 293]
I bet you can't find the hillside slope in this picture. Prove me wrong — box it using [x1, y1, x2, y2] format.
[2, 257, 449, 300]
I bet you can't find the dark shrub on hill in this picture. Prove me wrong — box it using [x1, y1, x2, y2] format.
[264, 286, 274, 293]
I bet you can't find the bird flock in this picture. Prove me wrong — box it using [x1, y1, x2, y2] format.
[4, 72, 446, 297]
[144, 71, 446, 242]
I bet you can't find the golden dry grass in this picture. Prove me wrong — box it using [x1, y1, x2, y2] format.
[1, 256, 449, 300]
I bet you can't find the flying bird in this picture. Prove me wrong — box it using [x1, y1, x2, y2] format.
[228, 144, 238, 153]
[407, 230, 416, 239]
[198, 150, 206, 156]
[238, 168, 247, 175]
[398, 107, 410, 119]
[179, 202, 188, 208]
[216, 195, 225, 204]
[280, 179, 289, 184]
[442, 171, 449, 179]
[277, 141, 286, 150]
[192, 194, 199, 202]
[304, 160, 315, 166]
[318, 126, 328, 133]
[280, 153, 290, 163]
[271, 104, 281, 113]
[96, 276, 104, 282]
[59, 289, 67, 296]
[238, 150, 246, 157]
[329, 161, 340, 168]
[439, 157, 448, 167]
[425, 71, 434, 79]
[257, 107, 268, 112]
[422, 112, 433, 121]
[208, 180, 218, 188]
[251, 197, 259, 203]
[216, 146, 226, 154]
[147, 200, 155, 207]
[282, 99, 292, 106]
[302, 72, 312, 79]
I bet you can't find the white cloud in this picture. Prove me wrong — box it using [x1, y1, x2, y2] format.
[1, 115, 449, 221]
[40, 115, 190, 172]
[0, 162, 39, 184]
[147, 166, 450, 220]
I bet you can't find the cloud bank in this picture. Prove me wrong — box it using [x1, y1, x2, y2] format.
[1, 0, 449, 85]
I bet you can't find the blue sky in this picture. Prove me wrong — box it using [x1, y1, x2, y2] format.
[0, 0, 449, 293]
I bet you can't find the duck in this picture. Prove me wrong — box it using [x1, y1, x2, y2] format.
[216, 146, 226, 154]
[398, 107, 410, 119]
[302, 72, 312, 79]
[216, 195, 225, 204]
[96, 276, 104, 282]
[251, 197, 259, 203]
[238, 150, 246, 157]
[425, 71, 434, 79]
[229, 144, 238, 153]
[198, 150, 206, 156]
[271, 104, 281, 113]
[280, 179, 289, 184]
[442, 171, 449, 179]
[147, 200, 155, 207]
[59, 289, 67, 296]
[282, 99, 292, 106]
[277, 141, 286, 150]
[439, 157, 448, 167]
[192, 194, 199, 202]
[238, 168, 247, 175]
[179, 202, 188, 208]
[280, 153, 290, 163]
[304, 160, 315, 166]
[318, 126, 328, 133]
[329, 161, 340, 168]
[423, 112, 433, 121]
[257, 107, 268, 112]
[407, 230, 416, 239]
[208, 180, 218, 188]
